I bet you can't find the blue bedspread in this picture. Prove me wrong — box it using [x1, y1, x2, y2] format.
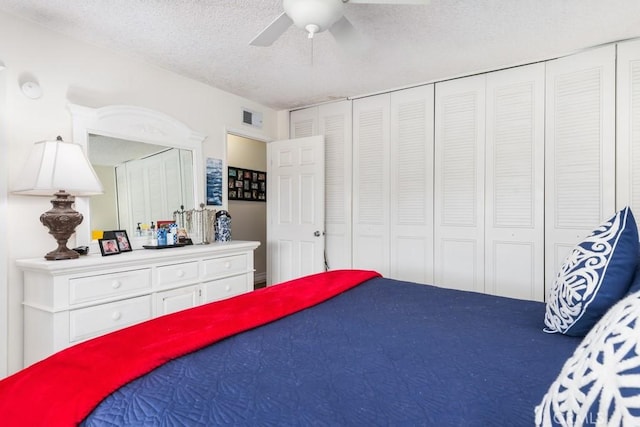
[83, 277, 581, 426]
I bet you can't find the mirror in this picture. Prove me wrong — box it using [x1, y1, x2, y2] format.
[88, 135, 194, 234]
[70, 103, 206, 246]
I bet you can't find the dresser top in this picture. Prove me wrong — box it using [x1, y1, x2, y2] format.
[16, 241, 260, 274]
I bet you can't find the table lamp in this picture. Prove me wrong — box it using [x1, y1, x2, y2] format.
[13, 136, 103, 260]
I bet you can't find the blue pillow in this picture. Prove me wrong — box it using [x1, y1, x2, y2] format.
[535, 289, 640, 426]
[543, 206, 638, 336]
[627, 248, 640, 295]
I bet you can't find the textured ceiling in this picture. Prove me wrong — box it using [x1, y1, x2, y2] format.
[1, 0, 639, 110]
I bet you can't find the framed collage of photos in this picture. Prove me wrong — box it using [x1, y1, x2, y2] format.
[228, 166, 266, 202]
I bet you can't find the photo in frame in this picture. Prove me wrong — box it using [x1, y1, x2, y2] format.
[103, 230, 132, 252]
[98, 238, 120, 256]
[227, 166, 266, 202]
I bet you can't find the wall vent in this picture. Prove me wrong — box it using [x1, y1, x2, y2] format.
[242, 108, 263, 129]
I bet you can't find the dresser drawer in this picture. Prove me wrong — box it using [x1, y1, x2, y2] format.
[69, 295, 152, 343]
[203, 274, 249, 303]
[69, 269, 151, 305]
[156, 261, 199, 287]
[202, 254, 248, 280]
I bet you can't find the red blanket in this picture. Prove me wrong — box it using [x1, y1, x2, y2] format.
[0, 269, 380, 426]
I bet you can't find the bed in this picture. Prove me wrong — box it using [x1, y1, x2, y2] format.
[0, 269, 586, 426]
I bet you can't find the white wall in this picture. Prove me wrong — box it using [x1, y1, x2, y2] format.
[0, 10, 279, 375]
[0, 52, 8, 377]
[90, 165, 118, 231]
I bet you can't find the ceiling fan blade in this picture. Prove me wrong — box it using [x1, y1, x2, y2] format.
[249, 12, 294, 47]
[346, 0, 429, 4]
[329, 16, 368, 55]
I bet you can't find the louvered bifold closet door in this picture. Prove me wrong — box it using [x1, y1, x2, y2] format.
[434, 75, 486, 293]
[318, 101, 353, 270]
[390, 85, 434, 284]
[545, 45, 616, 294]
[617, 39, 640, 227]
[485, 64, 545, 301]
[352, 94, 391, 276]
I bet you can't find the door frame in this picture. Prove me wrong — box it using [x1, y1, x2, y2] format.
[225, 128, 270, 285]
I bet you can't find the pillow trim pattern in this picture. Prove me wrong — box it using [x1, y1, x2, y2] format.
[535, 290, 640, 426]
[543, 207, 636, 335]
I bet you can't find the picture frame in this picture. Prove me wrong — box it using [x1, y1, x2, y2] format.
[113, 230, 132, 252]
[227, 166, 267, 202]
[103, 230, 132, 252]
[98, 238, 120, 256]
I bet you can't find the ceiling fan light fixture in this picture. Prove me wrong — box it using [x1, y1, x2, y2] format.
[283, 0, 344, 34]
[305, 24, 320, 38]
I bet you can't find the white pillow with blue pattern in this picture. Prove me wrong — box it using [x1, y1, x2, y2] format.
[535, 289, 640, 426]
[543, 206, 639, 337]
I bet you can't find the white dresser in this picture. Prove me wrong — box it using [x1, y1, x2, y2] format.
[17, 241, 260, 367]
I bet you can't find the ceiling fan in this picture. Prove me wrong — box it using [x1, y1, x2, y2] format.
[250, 0, 429, 49]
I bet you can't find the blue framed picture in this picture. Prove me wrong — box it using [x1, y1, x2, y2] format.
[206, 158, 223, 206]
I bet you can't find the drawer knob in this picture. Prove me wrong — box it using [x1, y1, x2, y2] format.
[177, 270, 185, 278]
[111, 311, 122, 321]
[225, 285, 231, 292]
[111, 280, 122, 289]
[224, 262, 231, 269]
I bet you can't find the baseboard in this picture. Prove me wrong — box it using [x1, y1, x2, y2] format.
[254, 271, 266, 284]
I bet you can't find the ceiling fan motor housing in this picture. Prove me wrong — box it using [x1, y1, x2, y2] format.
[283, 0, 344, 34]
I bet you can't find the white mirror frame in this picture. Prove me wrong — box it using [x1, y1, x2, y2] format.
[69, 103, 206, 246]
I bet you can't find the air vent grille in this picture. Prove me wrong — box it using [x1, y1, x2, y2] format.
[242, 108, 263, 128]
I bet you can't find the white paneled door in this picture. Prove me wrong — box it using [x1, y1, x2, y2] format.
[617, 39, 640, 225]
[267, 136, 325, 285]
[352, 94, 391, 276]
[290, 101, 353, 271]
[545, 45, 616, 292]
[485, 63, 545, 301]
[389, 85, 434, 284]
[434, 74, 486, 293]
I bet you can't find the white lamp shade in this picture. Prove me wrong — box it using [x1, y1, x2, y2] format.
[12, 138, 104, 196]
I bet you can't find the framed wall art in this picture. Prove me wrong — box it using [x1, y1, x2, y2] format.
[206, 157, 223, 206]
[228, 166, 266, 202]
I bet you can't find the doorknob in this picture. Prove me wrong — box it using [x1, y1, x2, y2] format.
[314, 230, 321, 237]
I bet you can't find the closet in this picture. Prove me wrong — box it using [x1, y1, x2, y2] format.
[351, 86, 435, 282]
[289, 41, 628, 302]
[434, 63, 545, 300]
[544, 45, 616, 289]
[617, 39, 640, 225]
[290, 101, 352, 271]
[116, 148, 194, 234]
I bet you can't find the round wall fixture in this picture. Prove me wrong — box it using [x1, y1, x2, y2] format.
[21, 81, 43, 99]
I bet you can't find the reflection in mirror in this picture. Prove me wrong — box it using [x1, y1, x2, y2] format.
[88, 135, 195, 234]
[69, 103, 206, 247]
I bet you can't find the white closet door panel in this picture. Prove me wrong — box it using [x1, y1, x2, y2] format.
[617, 39, 640, 229]
[434, 75, 485, 293]
[162, 149, 182, 219]
[180, 150, 194, 210]
[115, 165, 131, 231]
[545, 45, 616, 293]
[125, 162, 149, 228]
[438, 238, 479, 292]
[353, 94, 390, 276]
[146, 156, 167, 222]
[485, 63, 545, 301]
[290, 107, 318, 138]
[319, 101, 353, 270]
[390, 85, 434, 284]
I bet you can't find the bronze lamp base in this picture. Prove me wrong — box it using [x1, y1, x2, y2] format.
[40, 190, 83, 261]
